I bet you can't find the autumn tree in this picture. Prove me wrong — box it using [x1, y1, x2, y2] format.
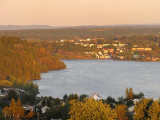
[2, 98, 25, 119]
[15, 99, 25, 118]
[69, 98, 117, 120]
[115, 104, 128, 120]
[148, 100, 160, 120]
[26, 111, 34, 118]
[125, 88, 134, 100]
[134, 98, 153, 120]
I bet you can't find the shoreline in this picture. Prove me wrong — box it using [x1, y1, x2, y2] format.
[60, 58, 160, 62]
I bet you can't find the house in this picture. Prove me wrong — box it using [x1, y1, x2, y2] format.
[112, 44, 118, 47]
[23, 106, 35, 112]
[132, 55, 140, 60]
[104, 54, 110, 59]
[120, 50, 123, 53]
[133, 98, 141, 104]
[97, 45, 103, 49]
[118, 43, 126, 47]
[87, 38, 91, 41]
[41, 106, 50, 113]
[128, 105, 135, 115]
[89, 52, 96, 55]
[60, 39, 64, 42]
[103, 44, 111, 47]
[152, 57, 159, 61]
[144, 48, 152, 51]
[0, 90, 5, 97]
[98, 51, 102, 55]
[95, 54, 99, 58]
[89, 44, 94, 47]
[100, 55, 104, 59]
[103, 49, 109, 54]
[108, 48, 114, 52]
[132, 48, 152, 51]
[36, 100, 43, 106]
[133, 45, 138, 47]
[84, 44, 89, 47]
[90, 94, 102, 101]
[117, 56, 125, 60]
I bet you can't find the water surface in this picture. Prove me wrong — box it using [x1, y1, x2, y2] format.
[34, 60, 160, 99]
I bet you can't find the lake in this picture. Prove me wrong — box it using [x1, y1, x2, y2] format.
[34, 60, 160, 99]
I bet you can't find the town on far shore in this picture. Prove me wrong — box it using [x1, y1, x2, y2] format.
[44, 34, 160, 61]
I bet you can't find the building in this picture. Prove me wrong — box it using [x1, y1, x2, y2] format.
[100, 55, 104, 59]
[97, 45, 103, 49]
[112, 44, 118, 47]
[132, 55, 140, 60]
[41, 106, 50, 113]
[103, 49, 109, 54]
[98, 51, 102, 55]
[104, 54, 111, 59]
[132, 48, 152, 51]
[89, 94, 102, 101]
[117, 56, 125, 60]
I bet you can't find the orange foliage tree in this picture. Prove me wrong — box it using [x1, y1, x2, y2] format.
[2, 98, 25, 119]
[125, 88, 134, 100]
[115, 104, 128, 120]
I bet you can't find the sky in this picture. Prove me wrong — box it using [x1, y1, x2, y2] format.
[0, 0, 160, 26]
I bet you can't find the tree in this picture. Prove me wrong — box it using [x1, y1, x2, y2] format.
[68, 94, 79, 101]
[16, 99, 25, 118]
[61, 103, 71, 120]
[69, 98, 117, 120]
[148, 100, 160, 120]
[8, 89, 18, 101]
[79, 94, 88, 101]
[44, 98, 62, 119]
[25, 111, 34, 118]
[63, 94, 68, 102]
[134, 98, 153, 120]
[134, 92, 144, 99]
[2, 98, 25, 119]
[105, 96, 116, 108]
[125, 88, 134, 100]
[21, 92, 31, 105]
[115, 104, 128, 120]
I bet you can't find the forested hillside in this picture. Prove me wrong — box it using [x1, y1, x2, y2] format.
[0, 36, 66, 84]
[0, 25, 160, 41]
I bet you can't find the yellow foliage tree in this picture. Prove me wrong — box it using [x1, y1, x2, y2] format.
[115, 104, 128, 120]
[134, 98, 152, 120]
[0, 80, 13, 87]
[69, 98, 117, 120]
[148, 100, 160, 120]
[125, 88, 134, 100]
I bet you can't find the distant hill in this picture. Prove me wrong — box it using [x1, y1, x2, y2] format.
[0, 25, 63, 30]
[1, 24, 160, 30]
[1, 25, 160, 41]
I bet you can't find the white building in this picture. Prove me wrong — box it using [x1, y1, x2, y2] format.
[90, 94, 102, 101]
[41, 106, 50, 113]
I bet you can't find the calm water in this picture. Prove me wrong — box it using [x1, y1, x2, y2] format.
[34, 60, 160, 99]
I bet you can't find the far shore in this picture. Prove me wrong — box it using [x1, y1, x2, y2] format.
[60, 58, 160, 62]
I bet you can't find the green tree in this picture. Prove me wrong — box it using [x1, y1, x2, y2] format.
[8, 89, 18, 101]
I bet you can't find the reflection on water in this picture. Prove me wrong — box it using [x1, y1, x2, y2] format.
[34, 60, 160, 99]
